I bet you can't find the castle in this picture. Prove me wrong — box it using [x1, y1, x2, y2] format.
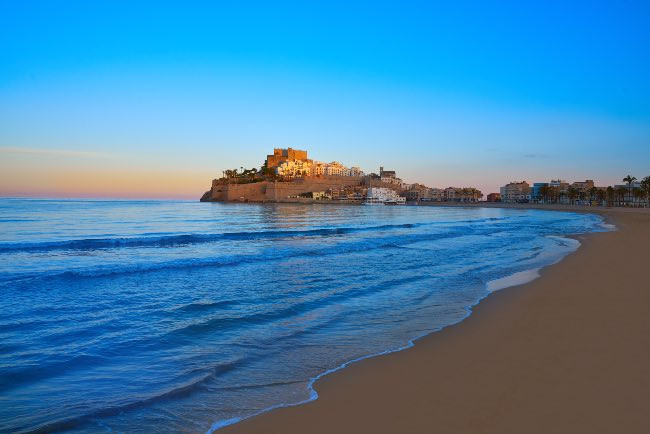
[201, 146, 483, 203]
[265, 148, 311, 170]
[265, 147, 363, 178]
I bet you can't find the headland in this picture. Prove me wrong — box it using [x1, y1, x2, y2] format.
[200, 147, 481, 204]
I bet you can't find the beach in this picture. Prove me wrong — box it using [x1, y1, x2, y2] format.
[222, 207, 650, 434]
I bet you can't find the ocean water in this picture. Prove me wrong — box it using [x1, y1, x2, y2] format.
[0, 199, 608, 433]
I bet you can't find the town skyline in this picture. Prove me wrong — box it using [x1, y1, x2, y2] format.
[0, 142, 646, 200]
[202, 146, 648, 207]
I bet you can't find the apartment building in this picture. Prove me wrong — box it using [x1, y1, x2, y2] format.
[500, 181, 531, 203]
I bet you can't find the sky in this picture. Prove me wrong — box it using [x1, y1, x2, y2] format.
[1, 0, 649, 198]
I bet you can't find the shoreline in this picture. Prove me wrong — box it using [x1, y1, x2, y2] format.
[211, 219, 591, 432]
[221, 206, 650, 434]
[203, 198, 649, 214]
[212, 231, 585, 433]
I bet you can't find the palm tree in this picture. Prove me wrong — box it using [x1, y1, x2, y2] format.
[539, 185, 549, 204]
[623, 175, 637, 205]
[616, 186, 627, 206]
[633, 188, 644, 207]
[567, 187, 578, 205]
[578, 190, 586, 203]
[641, 176, 650, 208]
[606, 186, 614, 207]
[588, 186, 598, 204]
[550, 186, 559, 204]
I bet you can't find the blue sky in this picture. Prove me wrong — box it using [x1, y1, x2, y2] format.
[1, 0, 649, 197]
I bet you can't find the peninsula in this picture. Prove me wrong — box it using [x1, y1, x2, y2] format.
[200, 147, 482, 204]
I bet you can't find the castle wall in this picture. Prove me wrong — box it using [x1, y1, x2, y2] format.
[208, 181, 268, 202]
[265, 176, 363, 201]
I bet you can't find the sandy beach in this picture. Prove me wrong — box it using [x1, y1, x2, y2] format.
[222, 207, 650, 434]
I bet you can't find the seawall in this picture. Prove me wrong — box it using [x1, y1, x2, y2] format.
[201, 176, 374, 203]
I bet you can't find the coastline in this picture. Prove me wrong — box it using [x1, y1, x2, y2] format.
[220, 206, 650, 434]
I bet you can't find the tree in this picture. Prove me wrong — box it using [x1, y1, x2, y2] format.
[588, 186, 598, 204]
[641, 176, 650, 208]
[596, 189, 606, 205]
[567, 187, 578, 204]
[623, 175, 637, 205]
[606, 186, 614, 207]
[578, 190, 586, 203]
[538, 185, 548, 203]
[633, 188, 644, 207]
[615, 186, 627, 206]
[548, 186, 559, 204]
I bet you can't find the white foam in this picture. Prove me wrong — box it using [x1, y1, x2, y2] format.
[486, 268, 541, 292]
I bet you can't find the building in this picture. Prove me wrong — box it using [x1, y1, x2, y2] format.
[486, 193, 501, 202]
[614, 181, 642, 205]
[500, 181, 530, 203]
[312, 161, 363, 177]
[425, 188, 445, 201]
[530, 182, 548, 202]
[405, 183, 429, 201]
[378, 166, 404, 186]
[265, 147, 310, 170]
[345, 166, 364, 177]
[571, 180, 595, 193]
[365, 187, 406, 204]
[276, 159, 313, 177]
[412, 188, 446, 202]
[549, 179, 569, 192]
[444, 187, 483, 202]
[322, 161, 346, 176]
[266, 148, 364, 179]
[379, 166, 396, 179]
[380, 175, 403, 185]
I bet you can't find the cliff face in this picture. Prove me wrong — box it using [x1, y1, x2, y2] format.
[199, 190, 213, 202]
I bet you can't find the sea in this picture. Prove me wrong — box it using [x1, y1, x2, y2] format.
[0, 198, 610, 433]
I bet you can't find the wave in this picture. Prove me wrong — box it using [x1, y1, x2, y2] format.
[0, 216, 519, 255]
[159, 274, 431, 345]
[0, 227, 480, 284]
[172, 299, 239, 313]
[8, 311, 352, 432]
[0, 354, 108, 394]
[0, 223, 428, 253]
[20, 359, 243, 434]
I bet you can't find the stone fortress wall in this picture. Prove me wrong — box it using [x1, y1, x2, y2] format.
[204, 176, 373, 202]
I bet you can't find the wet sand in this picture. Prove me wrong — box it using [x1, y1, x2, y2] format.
[222, 207, 650, 434]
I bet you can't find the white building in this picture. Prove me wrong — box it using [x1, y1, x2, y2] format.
[276, 159, 313, 177]
[310, 161, 363, 177]
[323, 161, 346, 176]
[364, 187, 406, 205]
[345, 166, 364, 177]
[277, 158, 364, 178]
